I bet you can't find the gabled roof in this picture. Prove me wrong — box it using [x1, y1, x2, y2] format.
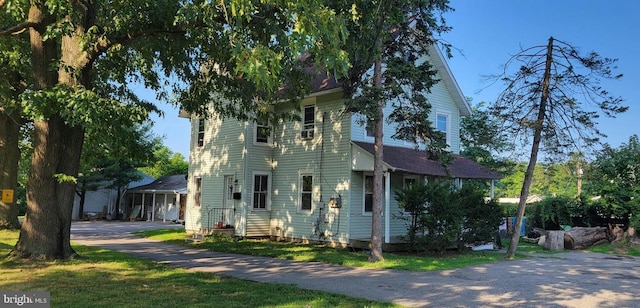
[127, 174, 188, 194]
[306, 44, 471, 116]
[352, 141, 502, 179]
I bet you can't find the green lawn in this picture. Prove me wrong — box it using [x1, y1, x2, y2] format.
[137, 229, 516, 271]
[0, 229, 399, 308]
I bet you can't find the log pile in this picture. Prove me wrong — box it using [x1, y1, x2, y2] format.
[563, 227, 611, 250]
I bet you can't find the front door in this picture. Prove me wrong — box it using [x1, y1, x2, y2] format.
[223, 175, 235, 226]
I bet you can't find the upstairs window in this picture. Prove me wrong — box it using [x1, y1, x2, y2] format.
[365, 119, 375, 137]
[197, 118, 205, 147]
[436, 113, 450, 145]
[301, 105, 315, 140]
[255, 120, 271, 145]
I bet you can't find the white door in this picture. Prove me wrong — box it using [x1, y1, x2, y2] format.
[223, 175, 235, 226]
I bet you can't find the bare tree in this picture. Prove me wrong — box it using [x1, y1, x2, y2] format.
[490, 37, 626, 258]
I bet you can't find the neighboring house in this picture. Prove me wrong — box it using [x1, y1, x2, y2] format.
[72, 172, 154, 220]
[181, 44, 501, 248]
[125, 174, 187, 222]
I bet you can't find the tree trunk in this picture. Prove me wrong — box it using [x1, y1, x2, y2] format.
[369, 59, 385, 262]
[11, 117, 84, 259]
[505, 37, 555, 258]
[10, 2, 89, 259]
[564, 227, 610, 250]
[0, 109, 21, 229]
[544, 230, 565, 251]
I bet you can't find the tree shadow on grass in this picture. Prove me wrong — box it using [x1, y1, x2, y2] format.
[1, 244, 394, 308]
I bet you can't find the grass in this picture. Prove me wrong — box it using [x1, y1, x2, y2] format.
[0, 229, 399, 308]
[588, 241, 640, 256]
[137, 229, 515, 271]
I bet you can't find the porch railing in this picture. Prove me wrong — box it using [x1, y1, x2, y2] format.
[206, 207, 235, 230]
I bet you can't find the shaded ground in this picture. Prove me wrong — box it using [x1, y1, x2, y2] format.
[71, 221, 640, 307]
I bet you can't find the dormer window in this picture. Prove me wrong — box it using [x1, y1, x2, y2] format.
[301, 105, 315, 140]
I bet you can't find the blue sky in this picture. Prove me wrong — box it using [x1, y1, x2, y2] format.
[151, 1, 639, 159]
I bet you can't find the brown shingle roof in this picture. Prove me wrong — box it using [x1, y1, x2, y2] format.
[352, 141, 502, 179]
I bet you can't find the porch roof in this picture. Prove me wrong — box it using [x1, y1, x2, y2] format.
[352, 141, 502, 180]
[127, 174, 188, 194]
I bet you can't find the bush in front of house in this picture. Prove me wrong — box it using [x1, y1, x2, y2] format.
[396, 181, 503, 253]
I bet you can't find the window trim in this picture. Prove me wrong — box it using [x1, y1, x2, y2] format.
[301, 105, 315, 140]
[436, 111, 451, 146]
[197, 118, 205, 147]
[251, 171, 271, 211]
[194, 177, 202, 207]
[299, 173, 313, 212]
[363, 174, 374, 215]
[402, 175, 419, 215]
[253, 120, 273, 146]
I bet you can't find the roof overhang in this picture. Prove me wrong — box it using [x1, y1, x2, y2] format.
[351, 141, 502, 179]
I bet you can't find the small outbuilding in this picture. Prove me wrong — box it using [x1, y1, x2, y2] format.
[125, 174, 187, 222]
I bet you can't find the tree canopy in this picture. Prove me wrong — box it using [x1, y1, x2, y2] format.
[335, 0, 453, 261]
[1, 0, 350, 259]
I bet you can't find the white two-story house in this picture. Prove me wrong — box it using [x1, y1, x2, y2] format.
[180, 44, 501, 248]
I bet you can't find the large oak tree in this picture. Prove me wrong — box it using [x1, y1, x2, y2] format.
[1, 0, 347, 259]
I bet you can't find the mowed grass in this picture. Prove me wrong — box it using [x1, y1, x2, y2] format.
[0, 230, 398, 308]
[137, 229, 508, 271]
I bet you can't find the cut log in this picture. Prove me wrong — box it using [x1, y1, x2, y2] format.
[544, 231, 565, 251]
[564, 227, 610, 250]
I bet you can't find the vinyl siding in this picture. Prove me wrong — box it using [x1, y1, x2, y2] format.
[269, 92, 352, 244]
[347, 171, 411, 239]
[350, 63, 463, 154]
[185, 114, 247, 233]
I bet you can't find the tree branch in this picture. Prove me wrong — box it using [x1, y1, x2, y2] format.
[87, 27, 193, 61]
[0, 21, 37, 36]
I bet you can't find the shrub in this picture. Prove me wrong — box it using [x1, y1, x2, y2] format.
[396, 181, 502, 252]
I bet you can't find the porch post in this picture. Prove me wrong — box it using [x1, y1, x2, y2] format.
[384, 171, 390, 244]
[151, 193, 156, 222]
[163, 194, 168, 222]
[490, 179, 495, 199]
[141, 193, 145, 221]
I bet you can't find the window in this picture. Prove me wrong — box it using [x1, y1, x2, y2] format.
[436, 113, 449, 145]
[194, 177, 202, 207]
[301, 105, 315, 139]
[402, 176, 418, 215]
[300, 175, 313, 211]
[404, 177, 417, 189]
[364, 175, 373, 213]
[254, 120, 271, 145]
[253, 173, 269, 210]
[363, 174, 386, 214]
[365, 119, 374, 137]
[197, 118, 205, 147]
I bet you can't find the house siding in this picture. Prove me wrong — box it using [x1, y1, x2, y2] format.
[186, 114, 248, 233]
[269, 92, 352, 244]
[348, 171, 415, 240]
[350, 67, 462, 154]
